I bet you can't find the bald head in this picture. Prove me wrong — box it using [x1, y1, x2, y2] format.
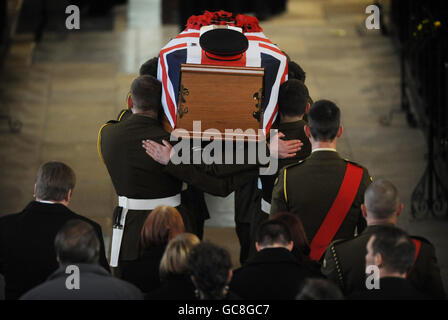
[364, 179, 400, 220]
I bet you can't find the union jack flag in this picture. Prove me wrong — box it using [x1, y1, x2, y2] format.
[158, 28, 288, 135]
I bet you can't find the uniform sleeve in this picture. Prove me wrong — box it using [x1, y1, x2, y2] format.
[165, 162, 259, 197]
[270, 167, 289, 214]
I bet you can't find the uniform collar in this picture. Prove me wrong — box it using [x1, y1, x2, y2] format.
[37, 200, 56, 204]
[129, 113, 160, 124]
[312, 148, 337, 153]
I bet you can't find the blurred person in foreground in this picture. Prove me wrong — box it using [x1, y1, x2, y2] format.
[21, 220, 141, 300]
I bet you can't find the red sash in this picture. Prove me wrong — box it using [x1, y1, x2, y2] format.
[309, 163, 364, 261]
[407, 239, 422, 277]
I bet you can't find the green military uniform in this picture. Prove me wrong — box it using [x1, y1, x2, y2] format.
[322, 224, 446, 299]
[98, 110, 256, 266]
[270, 150, 371, 246]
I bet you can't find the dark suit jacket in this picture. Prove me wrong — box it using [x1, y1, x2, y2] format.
[121, 244, 165, 294]
[322, 225, 446, 299]
[0, 201, 109, 300]
[230, 247, 323, 300]
[348, 277, 427, 300]
[20, 263, 142, 300]
[271, 150, 371, 243]
[145, 273, 196, 300]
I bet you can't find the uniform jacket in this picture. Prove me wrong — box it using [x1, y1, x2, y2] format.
[20, 263, 142, 300]
[230, 247, 323, 300]
[322, 224, 446, 299]
[0, 201, 109, 300]
[270, 150, 371, 244]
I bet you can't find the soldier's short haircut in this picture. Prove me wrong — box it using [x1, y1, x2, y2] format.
[139, 57, 158, 77]
[130, 75, 162, 112]
[278, 79, 309, 117]
[307, 100, 341, 141]
[256, 219, 292, 247]
[288, 61, 306, 83]
[54, 219, 100, 264]
[364, 179, 400, 219]
[370, 226, 415, 274]
[35, 161, 76, 202]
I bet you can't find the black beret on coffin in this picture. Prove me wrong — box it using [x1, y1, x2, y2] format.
[199, 28, 249, 57]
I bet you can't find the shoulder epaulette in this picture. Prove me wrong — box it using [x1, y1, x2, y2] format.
[410, 235, 432, 245]
[344, 159, 373, 181]
[344, 158, 364, 168]
[281, 159, 306, 203]
[284, 159, 306, 170]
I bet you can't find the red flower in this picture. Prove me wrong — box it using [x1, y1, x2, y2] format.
[235, 14, 263, 33]
[185, 11, 262, 31]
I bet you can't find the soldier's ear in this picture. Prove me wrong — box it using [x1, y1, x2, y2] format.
[286, 241, 294, 252]
[304, 125, 311, 139]
[65, 189, 72, 203]
[255, 242, 261, 252]
[375, 253, 383, 267]
[361, 204, 368, 218]
[305, 102, 310, 114]
[336, 125, 343, 138]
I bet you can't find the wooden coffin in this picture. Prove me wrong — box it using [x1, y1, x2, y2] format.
[167, 63, 265, 141]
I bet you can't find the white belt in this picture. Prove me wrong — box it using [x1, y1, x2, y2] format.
[118, 194, 181, 210]
[261, 197, 271, 214]
[110, 194, 181, 267]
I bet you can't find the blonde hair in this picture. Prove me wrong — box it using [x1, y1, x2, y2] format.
[159, 233, 200, 279]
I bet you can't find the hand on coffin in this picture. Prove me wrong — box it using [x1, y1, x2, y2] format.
[269, 132, 303, 159]
[142, 139, 173, 165]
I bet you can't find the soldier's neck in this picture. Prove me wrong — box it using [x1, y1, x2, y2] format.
[279, 113, 303, 124]
[367, 217, 397, 226]
[311, 139, 337, 151]
[133, 110, 158, 120]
